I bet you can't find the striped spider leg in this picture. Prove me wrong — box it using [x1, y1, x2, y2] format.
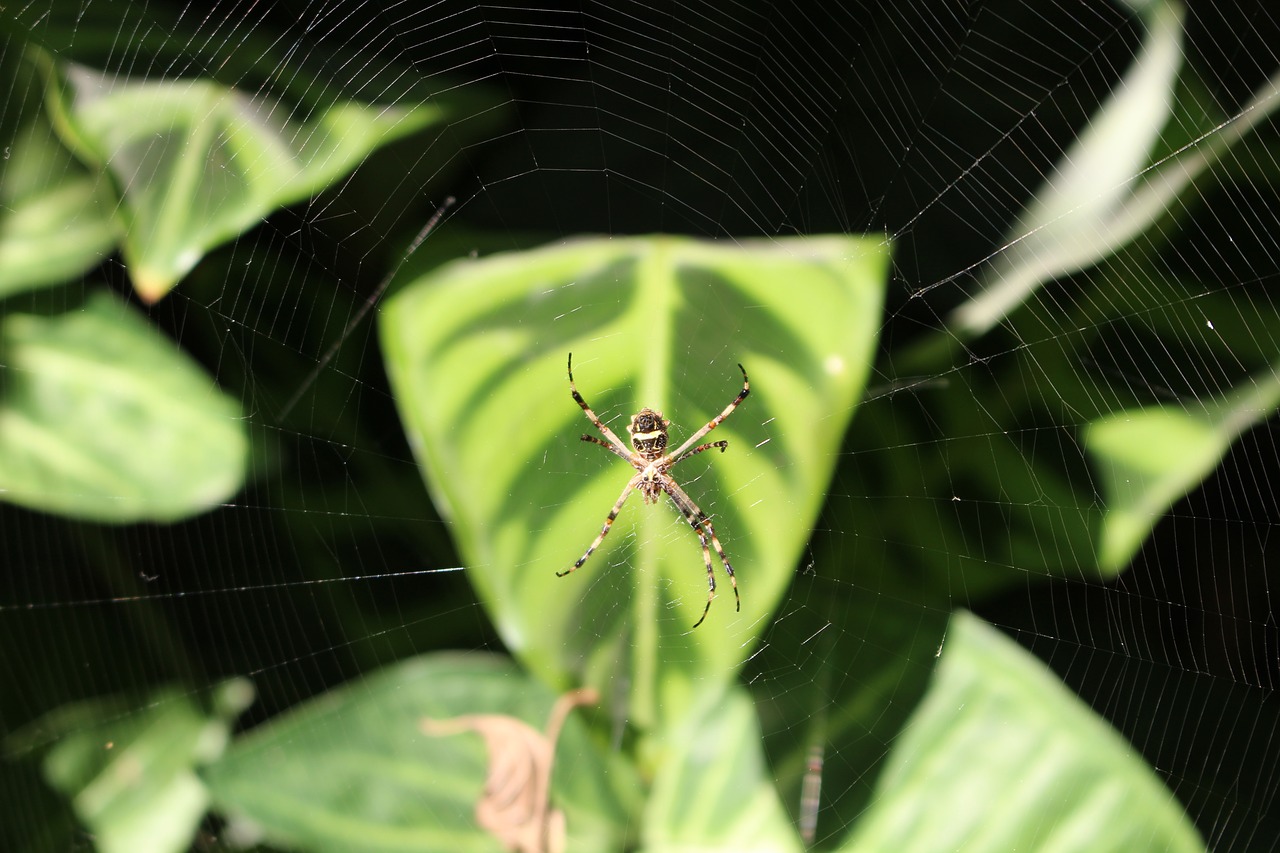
[558, 353, 750, 628]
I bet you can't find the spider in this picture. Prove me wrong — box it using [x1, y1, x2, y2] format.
[559, 353, 749, 628]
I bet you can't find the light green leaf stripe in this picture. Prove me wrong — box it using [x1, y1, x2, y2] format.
[642, 683, 803, 853]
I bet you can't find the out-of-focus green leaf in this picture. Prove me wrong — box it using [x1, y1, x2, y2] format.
[0, 292, 248, 522]
[34, 49, 476, 301]
[839, 612, 1205, 853]
[642, 682, 802, 853]
[203, 653, 641, 853]
[953, 0, 1187, 335]
[0, 122, 118, 297]
[9, 680, 252, 853]
[1084, 366, 1280, 570]
[955, 0, 1280, 337]
[380, 235, 888, 735]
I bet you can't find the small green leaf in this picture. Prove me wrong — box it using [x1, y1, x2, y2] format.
[12, 681, 251, 853]
[380, 235, 888, 733]
[35, 50, 464, 301]
[0, 292, 248, 522]
[1084, 366, 1280, 570]
[0, 122, 119, 298]
[203, 654, 640, 853]
[642, 683, 801, 853]
[840, 612, 1204, 853]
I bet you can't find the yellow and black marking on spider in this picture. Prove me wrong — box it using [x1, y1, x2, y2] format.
[559, 353, 749, 628]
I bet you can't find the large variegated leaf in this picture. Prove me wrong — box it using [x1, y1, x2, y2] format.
[381, 235, 888, 734]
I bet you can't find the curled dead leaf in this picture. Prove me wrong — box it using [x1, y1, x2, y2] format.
[420, 687, 599, 853]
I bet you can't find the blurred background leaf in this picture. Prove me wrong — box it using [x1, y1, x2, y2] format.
[0, 292, 248, 523]
[33, 48, 495, 301]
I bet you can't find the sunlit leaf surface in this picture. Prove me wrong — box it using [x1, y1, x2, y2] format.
[381, 235, 888, 733]
[839, 612, 1205, 853]
[0, 292, 247, 522]
[204, 654, 640, 853]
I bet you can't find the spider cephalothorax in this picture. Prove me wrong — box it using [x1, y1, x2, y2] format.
[559, 353, 750, 628]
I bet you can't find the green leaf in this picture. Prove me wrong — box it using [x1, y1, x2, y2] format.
[751, 590, 949, 844]
[1084, 366, 1280, 570]
[0, 292, 248, 522]
[953, 0, 1187, 335]
[380, 235, 888, 734]
[203, 653, 641, 853]
[839, 612, 1205, 853]
[35, 49, 466, 301]
[642, 683, 801, 853]
[11, 680, 252, 853]
[0, 122, 119, 298]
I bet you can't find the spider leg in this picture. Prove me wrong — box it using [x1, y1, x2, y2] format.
[664, 480, 740, 627]
[666, 363, 749, 459]
[568, 353, 632, 456]
[672, 440, 728, 466]
[559, 475, 641, 577]
[581, 433, 633, 462]
[689, 521, 717, 629]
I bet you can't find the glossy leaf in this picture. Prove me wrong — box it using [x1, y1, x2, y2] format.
[13, 680, 252, 853]
[0, 292, 248, 522]
[35, 50, 467, 301]
[203, 654, 641, 853]
[380, 235, 888, 734]
[1084, 366, 1280, 570]
[839, 612, 1205, 853]
[642, 683, 801, 853]
[0, 122, 118, 298]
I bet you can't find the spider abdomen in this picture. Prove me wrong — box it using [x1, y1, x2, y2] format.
[628, 408, 669, 460]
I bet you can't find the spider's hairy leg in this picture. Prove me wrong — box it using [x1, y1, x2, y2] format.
[701, 517, 740, 614]
[559, 475, 641, 577]
[567, 353, 632, 455]
[672, 440, 728, 466]
[690, 522, 717, 629]
[665, 480, 740, 627]
[581, 433, 633, 462]
[666, 362, 750, 460]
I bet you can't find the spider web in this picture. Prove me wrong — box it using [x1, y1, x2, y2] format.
[1, 1, 1278, 851]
